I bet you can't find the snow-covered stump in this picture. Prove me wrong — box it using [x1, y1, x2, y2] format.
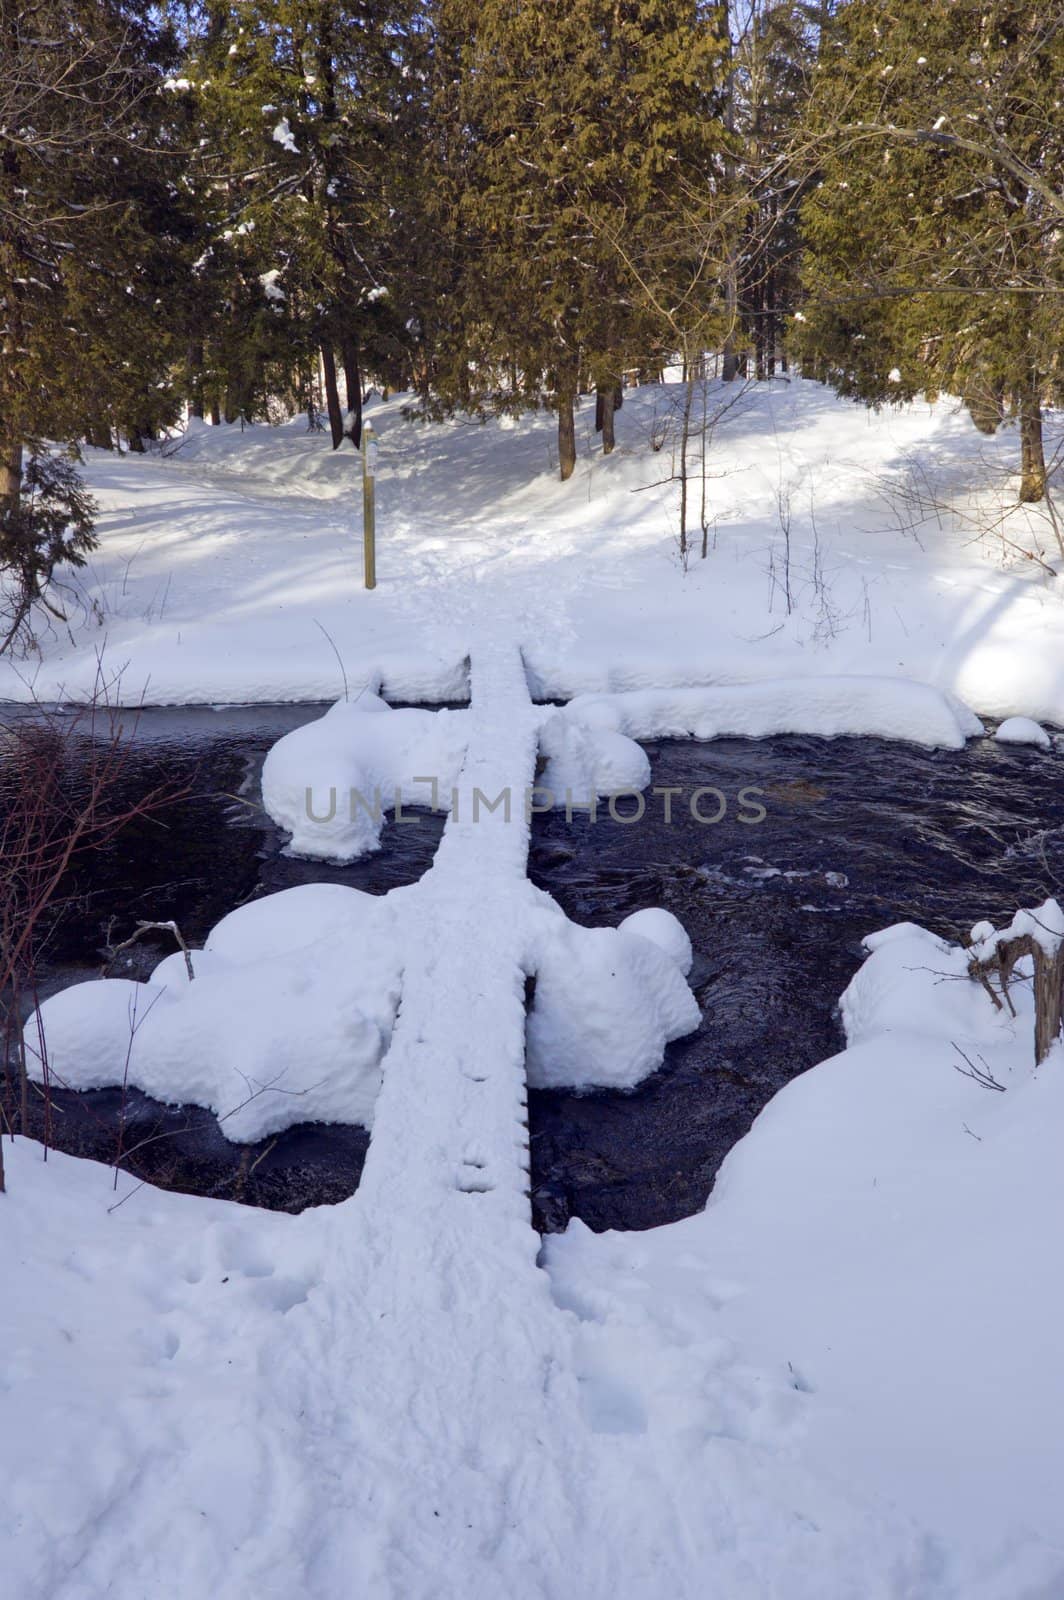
[968, 900, 1064, 1064]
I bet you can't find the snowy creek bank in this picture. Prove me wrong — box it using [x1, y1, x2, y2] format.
[5, 705, 1064, 1228]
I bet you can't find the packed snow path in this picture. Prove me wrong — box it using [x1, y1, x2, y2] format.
[343, 640, 540, 1228]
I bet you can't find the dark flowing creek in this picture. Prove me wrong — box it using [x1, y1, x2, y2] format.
[528, 733, 1064, 1230]
[3, 706, 1063, 1231]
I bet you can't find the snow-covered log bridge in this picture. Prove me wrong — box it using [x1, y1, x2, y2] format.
[266, 642, 595, 1595]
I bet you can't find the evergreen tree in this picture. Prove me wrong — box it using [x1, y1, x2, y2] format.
[183, 0, 421, 447]
[0, 0, 190, 640]
[794, 0, 1064, 501]
[429, 0, 730, 478]
[726, 0, 835, 379]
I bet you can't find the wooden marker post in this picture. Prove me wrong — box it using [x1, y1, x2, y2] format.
[362, 421, 378, 590]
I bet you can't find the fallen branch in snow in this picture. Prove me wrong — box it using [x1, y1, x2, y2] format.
[952, 1044, 1007, 1093]
[102, 920, 196, 982]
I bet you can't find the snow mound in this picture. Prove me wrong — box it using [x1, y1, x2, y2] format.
[994, 715, 1051, 748]
[24, 884, 403, 1139]
[840, 921, 1004, 1046]
[262, 694, 468, 858]
[527, 898, 700, 1091]
[619, 907, 693, 975]
[538, 701, 651, 803]
[537, 675, 976, 808]
[26, 880, 700, 1124]
[968, 897, 1064, 962]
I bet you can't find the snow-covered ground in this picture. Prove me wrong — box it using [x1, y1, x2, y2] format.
[6, 914, 1064, 1598]
[4, 380, 1063, 723]
[4, 384, 1064, 1598]
[546, 920, 1064, 1598]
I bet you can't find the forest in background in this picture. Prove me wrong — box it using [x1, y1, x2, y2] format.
[1, 0, 1063, 641]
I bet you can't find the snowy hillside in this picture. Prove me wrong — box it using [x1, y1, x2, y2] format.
[4, 381, 1063, 724]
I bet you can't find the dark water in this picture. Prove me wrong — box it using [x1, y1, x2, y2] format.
[3, 709, 1062, 1229]
[527, 733, 1064, 1231]
[4, 704, 444, 991]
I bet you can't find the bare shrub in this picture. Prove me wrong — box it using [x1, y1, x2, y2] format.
[0, 667, 187, 1190]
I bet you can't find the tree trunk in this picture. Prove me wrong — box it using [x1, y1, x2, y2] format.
[321, 344, 345, 450]
[762, 210, 778, 379]
[558, 385, 577, 481]
[595, 385, 618, 455]
[342, 340, 363, 448]
[971, 932, 1064, 1065]
[722, 274, 740, 383]
[722, 8, 740, 384]
[0, 437, 23, 525]
[752, 271, 766, 381]
[86, 419, 112, 450]
[759, 291, 777, 380]
[1020, 390, 1046, 503]
[189, 340, 205, 420]
[127, 416, 155, 453]
[1034, 945, 1064, 1065]
[678, 365, 695, 562]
